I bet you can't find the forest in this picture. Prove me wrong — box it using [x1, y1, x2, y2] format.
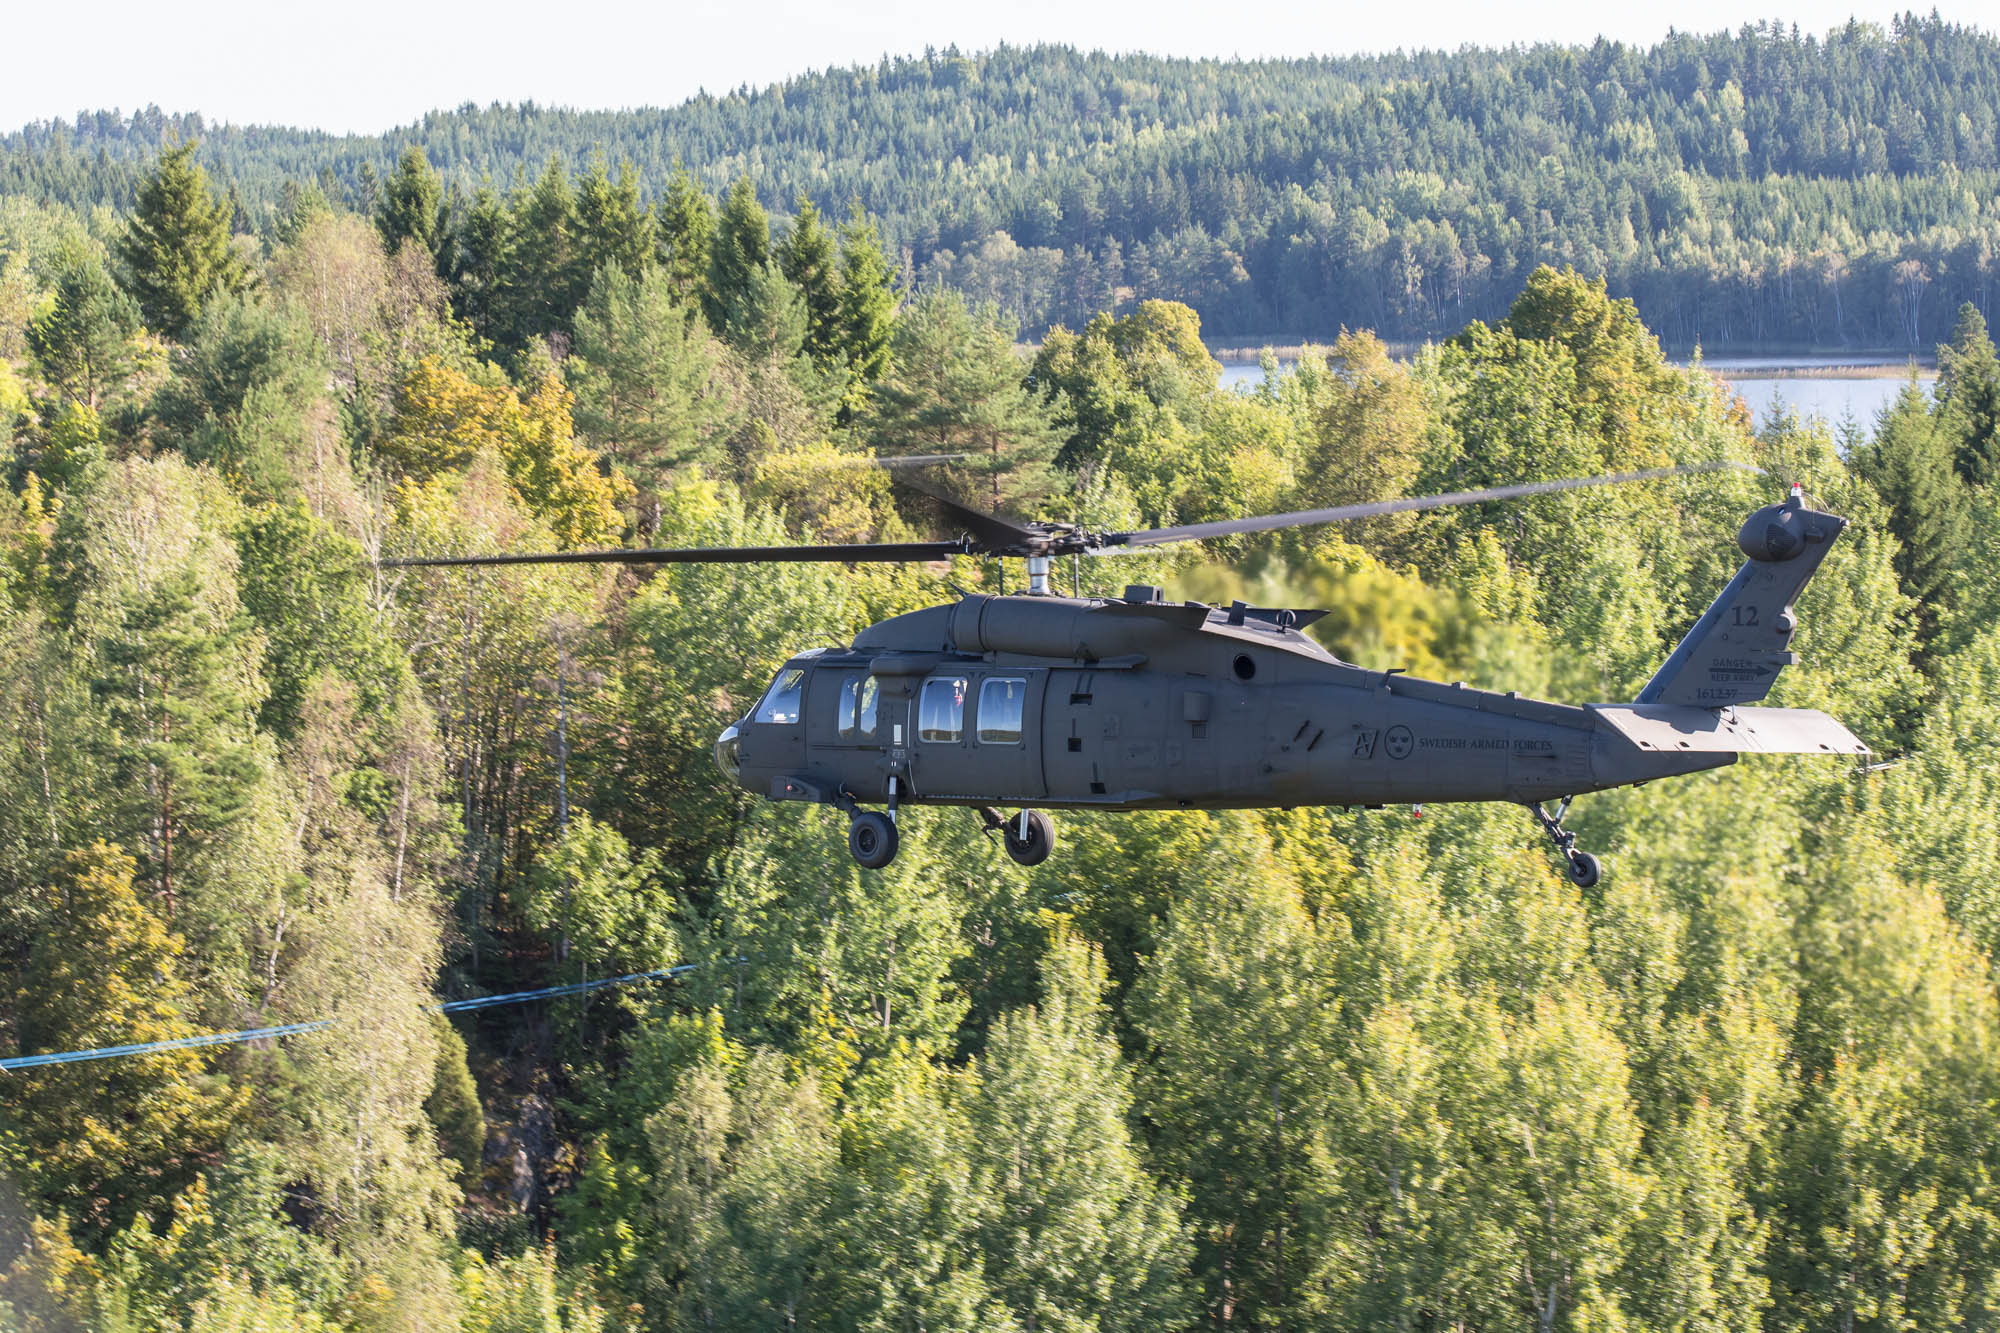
[6, 15, 2000, 344]
[5, 67, 2000, 1331]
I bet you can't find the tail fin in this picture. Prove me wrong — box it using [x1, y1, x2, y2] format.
[1637, 490, 1847, 709]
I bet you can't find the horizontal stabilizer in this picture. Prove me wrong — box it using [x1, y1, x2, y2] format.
[1590, 705, 1868, 756]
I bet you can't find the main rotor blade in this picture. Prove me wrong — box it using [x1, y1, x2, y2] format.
[380, 540, 972, 570]
[870, 453, 976, 467]
[894, 474, 1043, 551]
[1091, 461, 1763, 553]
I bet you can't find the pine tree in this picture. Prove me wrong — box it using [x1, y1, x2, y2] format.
[723, 259, 809, 362]
[1854, 380, 1968, 648]
[1936, 301, 2000, 482]
[778, 196, 841, 370]
[500, 157, 583, 348]
[446, 181, 509, 341]
[115, 143, 246, 339]
[91, 568, 263, 913]
[836, 207, 897, 398]
[375, 145, 447, 266]
[25, 256, 141, 410]
[705, 177, 771, 338]
[655, 166, 715, 307]
[864, 288, 1060, 514]
[575, 157, 654, 287]
[571, 264, 736, 485]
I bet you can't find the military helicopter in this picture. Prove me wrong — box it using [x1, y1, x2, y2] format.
[387, 464, 1867, 887]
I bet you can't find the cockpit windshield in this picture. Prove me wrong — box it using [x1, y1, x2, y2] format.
[753, 668, 805, 724]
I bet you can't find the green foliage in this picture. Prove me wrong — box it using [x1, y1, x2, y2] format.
[833, 208, 896, 414]
[1288, 330, 1428, 532]
[426, 1015, 488, 1185]
[1937, 301, 2000, 482]
[570, 263, 736, 489]
[778, 197, 841, 373]
[115, 143, 247, 338]
[704, 177, 770, 340]
[1131, 832, 1342, 1324]
[377, 145, 448, 267]
[524, 813, 674, 980]
[1852, 380, 1968, 646]
[457, 1244, 607, 1333]
[1, 844, 244, 1242]
[25, 253, 142, 410]
[823, 1052, 1011, 1332]
[969, 935, 1194, 1331]
[499, 157, 587, 350]
[447, 183, 510, 340]
[866, 287, 1061, 514]
[149, 292, 330, 499]
[9, 112, 2000, 1333]
[653, 167, 714, 305]
[232, 499, 399, 738]
[575, 157, 654, 289]
[32, 400, 106, 494]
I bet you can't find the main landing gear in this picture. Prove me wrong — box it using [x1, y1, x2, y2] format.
[1527, 797, 1601, 889]
[979, 807, 1056, 867]
[844, 804, 1058, 870]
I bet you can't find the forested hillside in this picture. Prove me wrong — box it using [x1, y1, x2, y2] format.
[7, 95, 2000, 1333]
[6, 15, 2000, 344]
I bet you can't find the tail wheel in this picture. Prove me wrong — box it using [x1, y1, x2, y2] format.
[1003, 810, 1055, 867]
[849, 812, 899, 869]
[1567, 851, 1602, 889]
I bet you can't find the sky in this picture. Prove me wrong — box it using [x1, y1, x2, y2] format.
[4, 0, 1986, 137]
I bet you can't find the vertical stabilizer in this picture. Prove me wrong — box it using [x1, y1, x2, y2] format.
[1636, 491, 1846, 708]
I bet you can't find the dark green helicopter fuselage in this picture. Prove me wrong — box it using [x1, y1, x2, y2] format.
[714, 497, 1869, 879]
[723, 589, 1752, 815]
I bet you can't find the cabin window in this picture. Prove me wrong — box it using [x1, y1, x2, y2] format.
[978, 677, 1027, 744]
[857, 675, 879, 737]
[836, 673, 880, 739]
[754, 668, 805, 724]
[918, 676, 967, 742]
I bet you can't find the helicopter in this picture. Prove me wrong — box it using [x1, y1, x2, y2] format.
[386, 463, 1867, 887]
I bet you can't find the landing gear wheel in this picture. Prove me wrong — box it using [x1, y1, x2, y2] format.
[1566, 851, 1602, 889]
[848, 812, 899, 869]
[1003, 810, 1054, 867]
[1528, 797, 1604, 888]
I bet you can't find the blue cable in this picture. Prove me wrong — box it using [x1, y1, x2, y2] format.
[1, 963, 696, 1072]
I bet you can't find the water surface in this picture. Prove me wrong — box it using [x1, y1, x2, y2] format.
[1215, 352, 1936, 430]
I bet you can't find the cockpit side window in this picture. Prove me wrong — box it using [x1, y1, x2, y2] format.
[754, 668, 805, 724]
[918, 676, 967, 742]
[837, 674, 860, 737]
[835, 673, 881, 739]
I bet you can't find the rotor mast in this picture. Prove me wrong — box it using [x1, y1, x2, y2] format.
[1026, 553, 1052, 595]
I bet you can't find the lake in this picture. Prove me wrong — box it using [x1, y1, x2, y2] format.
[1216, 352, 1937, 431]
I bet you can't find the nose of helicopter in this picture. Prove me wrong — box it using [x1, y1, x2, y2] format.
[713, 722, 742, 785]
